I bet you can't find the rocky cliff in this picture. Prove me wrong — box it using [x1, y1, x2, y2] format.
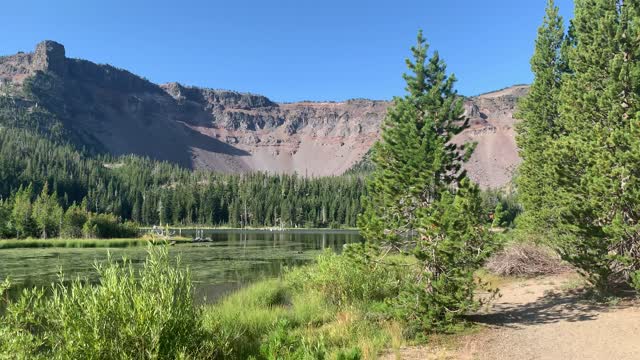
[458, 85, 528, 188]
[0, 41, 526, 188]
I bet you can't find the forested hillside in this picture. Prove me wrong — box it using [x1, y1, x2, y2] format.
[0, 84, 517, 237]
[0, 91, 366, 235]
[0, 124, 365, 235]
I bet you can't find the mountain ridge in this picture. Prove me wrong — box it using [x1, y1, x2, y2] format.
[0, 40, 526, 188]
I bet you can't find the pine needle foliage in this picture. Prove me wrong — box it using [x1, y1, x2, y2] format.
[518, 0, 640, 293]
[358, 31, 495, 332]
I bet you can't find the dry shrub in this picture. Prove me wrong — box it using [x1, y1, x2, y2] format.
[486, 242, 571, 277]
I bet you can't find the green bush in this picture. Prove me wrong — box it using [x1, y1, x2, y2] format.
[286, 246, 412, 307]
[83, 213, 139, 238]
[0, 246, 213, 359]
[61, 204, 88, 238]
[632, 271, 640, 292]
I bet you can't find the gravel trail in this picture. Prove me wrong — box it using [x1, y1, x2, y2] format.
[382, 274, 640, 359]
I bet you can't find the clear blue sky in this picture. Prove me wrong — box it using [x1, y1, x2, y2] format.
[1, 0, 573, 102]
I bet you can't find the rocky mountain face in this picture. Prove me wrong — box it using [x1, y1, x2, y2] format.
[458, 85, 528, 188]
[0, 41, 526, 188]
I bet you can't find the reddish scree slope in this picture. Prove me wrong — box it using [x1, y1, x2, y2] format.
[0, 41, 527, 188]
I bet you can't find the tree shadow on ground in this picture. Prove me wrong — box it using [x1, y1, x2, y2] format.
[468, 288, 637, 330]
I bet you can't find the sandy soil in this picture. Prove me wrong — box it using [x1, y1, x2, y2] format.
[382, 274, 640, 360]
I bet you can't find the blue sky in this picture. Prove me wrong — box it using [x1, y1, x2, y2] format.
[1, 0, 573, 102]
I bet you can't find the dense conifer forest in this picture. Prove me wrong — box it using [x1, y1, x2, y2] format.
[0, 123, 367, 237]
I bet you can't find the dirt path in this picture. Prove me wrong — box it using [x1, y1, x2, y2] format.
[383, 274, 640, 360]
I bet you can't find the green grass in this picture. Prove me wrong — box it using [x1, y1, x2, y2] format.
[0, 237, 191, 249]
[197, 249, 420, 359]
[0, 245, 460, 359]
[202, 278, 401, 359]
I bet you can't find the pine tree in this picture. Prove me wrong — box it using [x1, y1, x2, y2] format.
[538, 0, 640, 292]
[492, 202, 506, 228]
[11, 184, 35, 239]
[0, 198, 14, 238]
[400, 178, 495, 331]
[33, 182, 64, 239]
[516, 0, 567, 236]
[358, 30, 469, 244]
[358, 31, 494, 331]
[61, 203, 88, 238]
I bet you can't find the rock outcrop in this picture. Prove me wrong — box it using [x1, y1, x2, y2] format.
[0, 41, 527, 188]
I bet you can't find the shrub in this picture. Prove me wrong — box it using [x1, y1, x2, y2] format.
[61, 204, 88, 238]
[82, 213, 139, 238]
[0, 246, 213, 359]
[632, 271, 640, 292]
[285, 246, 412, 307]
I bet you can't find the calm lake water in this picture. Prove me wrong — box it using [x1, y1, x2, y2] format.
[0, 230, 361, 303]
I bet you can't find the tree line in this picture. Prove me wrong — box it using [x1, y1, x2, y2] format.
[0, 125, 367, 237]
[0, 182, 139, 239]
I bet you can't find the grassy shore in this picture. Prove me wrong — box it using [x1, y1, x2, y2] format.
[0, 237, 192, 250]
[0, 246, 413, 359]
[202, 278, 403, 359]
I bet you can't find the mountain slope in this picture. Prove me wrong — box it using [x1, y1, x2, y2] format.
[0, 41, 526, 188]
[459, 85, 528, 188]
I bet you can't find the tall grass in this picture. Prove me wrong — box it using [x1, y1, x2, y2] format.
[0, 245, 417, 359]
[201, 248, 415, 359]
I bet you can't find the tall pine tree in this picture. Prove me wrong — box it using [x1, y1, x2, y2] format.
[528, 0, 640, 292]
[358, 31, 494, 331]
[358, 30, 469, 244]
[33, 182, 63, 239]
[11, 184, 35, 239]
[516, 0, 567, 237]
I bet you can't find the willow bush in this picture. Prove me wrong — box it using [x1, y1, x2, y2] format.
[0, 246, 214, 359]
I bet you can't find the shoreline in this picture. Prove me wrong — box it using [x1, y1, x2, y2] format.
[0, 238, 192, 250]
[0, 228, 361, 250]
[140, 226, 359, 232]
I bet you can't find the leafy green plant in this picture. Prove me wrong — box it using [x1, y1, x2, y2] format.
[82, 213, 139, 238]
[0, 246, 212, 359]
[631, 271, 640, 292]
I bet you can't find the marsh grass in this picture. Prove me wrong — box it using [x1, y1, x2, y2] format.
[201, 249, 418, 359]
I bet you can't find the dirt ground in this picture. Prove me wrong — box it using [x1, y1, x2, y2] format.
[381, 274, 640, 360]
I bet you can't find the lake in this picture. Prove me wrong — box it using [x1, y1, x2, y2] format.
[0, 230, 361, 303]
